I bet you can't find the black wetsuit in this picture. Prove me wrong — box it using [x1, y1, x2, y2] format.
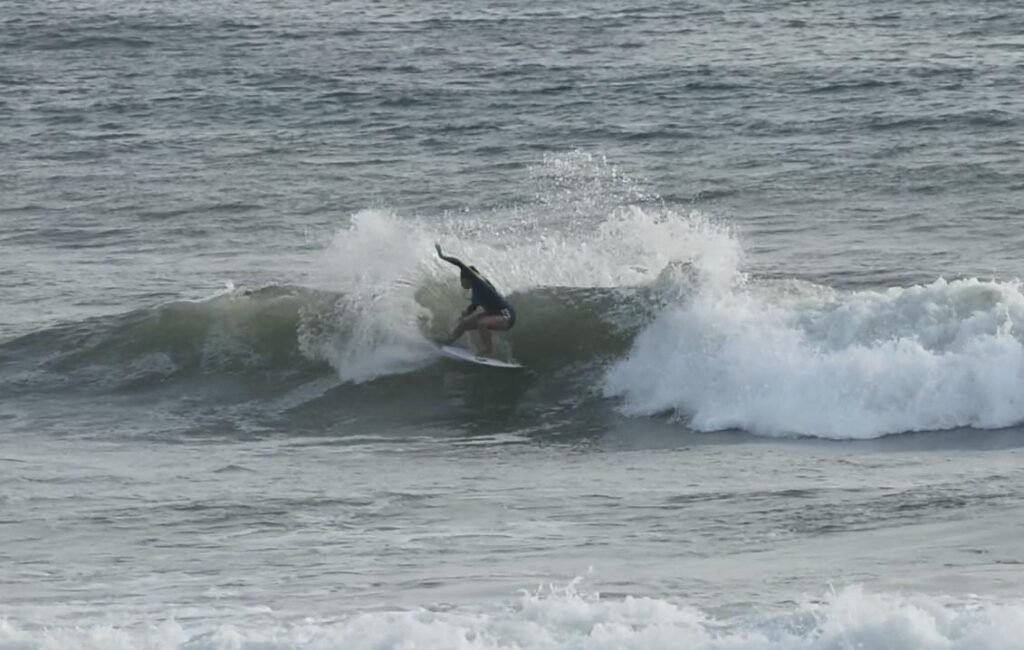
[440, 254, 516, 328]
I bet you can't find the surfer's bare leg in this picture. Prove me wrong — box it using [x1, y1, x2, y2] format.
[475, 314, 510, 356]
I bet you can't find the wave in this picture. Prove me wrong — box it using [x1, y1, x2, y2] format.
[13, 270, 1024, 442]
[0, 283, 659, 393]
[7, 151, 1024, 440]
[0, 583, 1020, 649]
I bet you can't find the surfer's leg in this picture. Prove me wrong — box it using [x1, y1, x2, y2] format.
[478, 328, 492, 355]
[475, 314, 511, 356]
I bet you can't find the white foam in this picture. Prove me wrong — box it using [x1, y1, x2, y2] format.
[605, 276, 1024, 438]
[299, 209, 439, 383]
[2, 584, 1022, 650]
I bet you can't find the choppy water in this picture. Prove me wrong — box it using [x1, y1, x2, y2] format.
[3, 0, 1024, 648]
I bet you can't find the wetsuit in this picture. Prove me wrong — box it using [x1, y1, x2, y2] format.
[439, 254, 516, 328]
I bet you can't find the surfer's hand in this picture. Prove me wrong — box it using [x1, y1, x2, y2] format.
[435, 243, 443, 257]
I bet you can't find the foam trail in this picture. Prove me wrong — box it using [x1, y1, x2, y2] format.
[1, 584, 1021, 649]
[605, 277, 1024, 438]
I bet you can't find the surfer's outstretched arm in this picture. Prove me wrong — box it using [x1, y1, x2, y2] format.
[435, 243, 469, 273]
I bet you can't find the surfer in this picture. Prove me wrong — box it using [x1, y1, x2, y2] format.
[435, 243, 516, 356]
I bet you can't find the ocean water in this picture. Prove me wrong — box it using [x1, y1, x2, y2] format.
[3, 0, 1024, 648]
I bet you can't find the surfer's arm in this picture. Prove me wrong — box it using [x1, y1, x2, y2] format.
[435, 243, 469, 273]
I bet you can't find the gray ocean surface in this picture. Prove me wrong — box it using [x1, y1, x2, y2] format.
[3, 0, 1024, 647]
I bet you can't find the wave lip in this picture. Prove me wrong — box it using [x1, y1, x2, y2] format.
[605, 277, 1024, 439]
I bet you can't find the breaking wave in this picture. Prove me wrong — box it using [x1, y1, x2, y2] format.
[1, 583, 1021, 650]
[6, 152, 1024, 440]
[605, 276, 1024, 439]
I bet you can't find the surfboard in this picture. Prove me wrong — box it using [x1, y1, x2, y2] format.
[437, 344, 523, 369]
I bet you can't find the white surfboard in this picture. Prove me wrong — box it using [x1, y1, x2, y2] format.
[437, 344, 523, 369]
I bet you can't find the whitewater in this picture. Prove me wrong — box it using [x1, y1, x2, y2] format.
[3, 584, 1024, 650]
